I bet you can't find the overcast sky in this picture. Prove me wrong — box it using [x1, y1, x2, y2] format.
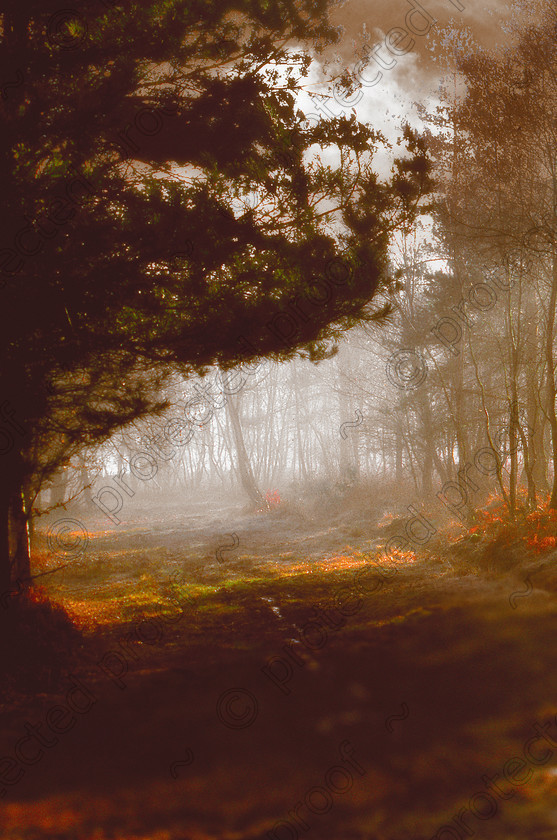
[297, 0, 535, 140]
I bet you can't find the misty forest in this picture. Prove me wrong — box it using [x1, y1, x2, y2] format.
[3, 0, 557, 837]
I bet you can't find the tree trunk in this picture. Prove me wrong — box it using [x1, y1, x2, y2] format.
[419, 390, 434, 495]
[531, 414, 548, 497]
[453, 353, 469, 477]
[9, 488, 31, 582]
[292, 362, 308, 482]
[337, 357, 357, 484]
[525, 285, 545, 501]
[546, 253, 557, 509]
[223, 385, 262, 506]
[395, 426, 402, 485]
[78, 454, 93, 508]
[0, 462, 30, 594]
[50, 467, 69, 509]
[508, 397, 519, 519]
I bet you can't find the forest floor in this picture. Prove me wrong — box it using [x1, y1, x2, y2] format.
[1, 491, 557, 839]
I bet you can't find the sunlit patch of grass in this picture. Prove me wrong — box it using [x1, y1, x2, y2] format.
[366, 548, 418, 566]
[59, 596, 131, 629]
[262, 550, 381, 580]
[60, 574, 180, 628]
[53, 544, 425, 639]
[218, 573, 263, 589]
[171, 581, 222, 600]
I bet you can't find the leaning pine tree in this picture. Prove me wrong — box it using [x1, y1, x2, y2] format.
[0, 0, 433, 590]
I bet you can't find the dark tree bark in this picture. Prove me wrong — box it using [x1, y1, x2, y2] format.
[9, 488, 31, 583]
[0, 448, 28, 592]
[0, 483, 11, 596]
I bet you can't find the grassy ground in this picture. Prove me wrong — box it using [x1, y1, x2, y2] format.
[1, 498, 557, 839]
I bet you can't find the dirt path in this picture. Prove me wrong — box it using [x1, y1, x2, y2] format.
[1, 503, 557, 839]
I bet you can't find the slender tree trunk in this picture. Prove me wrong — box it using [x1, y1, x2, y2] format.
[395, 428, 403, 484]
[50, 467, 69, 508]
[453, 353, 469, 477]
[78, 454, 93, 508]
[524, 285, 544, 502]
[419, 391, 434, 495]
[531, 411, 548, 497]
[292, 362, 308, 482]
[547, 253, 557, 509]
[517, 416, 536, 510]
[224, 387, 262, 505]
[506, 274, 522, 519]
[337, 357, 355, 483]
[508, 397, 518, 519]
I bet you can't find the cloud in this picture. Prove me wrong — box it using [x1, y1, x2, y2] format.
[314, 0, 521, 105]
